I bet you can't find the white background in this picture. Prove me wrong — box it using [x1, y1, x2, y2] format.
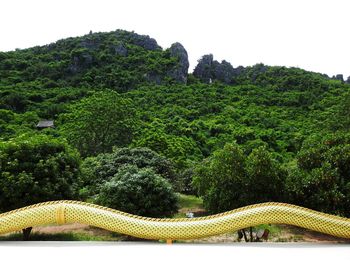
[1, 0, 350, 77]
[0, 243, 349, 263]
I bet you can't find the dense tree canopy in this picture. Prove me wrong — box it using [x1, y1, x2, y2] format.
[193, 143, 284, 213]
[0, 134, 81, 212]
[286, 133, 350, 216]
[81, 147, 177, 195]
[96, 165, 178, 217]
[58, 91, 135, 157]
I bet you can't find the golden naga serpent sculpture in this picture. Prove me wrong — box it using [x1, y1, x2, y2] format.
[0, 200, 349, 240]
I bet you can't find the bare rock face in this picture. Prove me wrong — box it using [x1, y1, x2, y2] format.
[249, 63, 268, 82]
[332, 74, 344, 82]
[213, 60, 236, 84]
[346, 76, 350, 84]
[193, 54, 214, 83]
[112, 42, 128, 57]
[193, 54, 239, 84]
[167, 42, 189, 84]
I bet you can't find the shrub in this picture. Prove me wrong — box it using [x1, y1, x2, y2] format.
[81, 147, 177, 195]
[193, 143, 284, 213]
[0, 134, 81, 212]
[96, 165, 178, 217]
[285, 132, 350, 216]
[58, 90, 135, 157]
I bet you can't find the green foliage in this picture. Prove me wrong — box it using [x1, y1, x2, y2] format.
[177, 167, 197, 195]
[132, 119, 202, 169]
[96, 165, 178, 217]
[0, 92, 28, 112]
[0, 30, 181, 91]
[193, 143, 247, 213]
[126, 82, 349, 165]
[339, 91, 350, 130]
[193, 143, 284, 213]
[286, 132, 350, 216]
[58, 91, 135, 157]
[245, 147, 285, 202]
[0, 134, 81, 212]
[177, 194, 203, 210]
[81, 147, 177, 195]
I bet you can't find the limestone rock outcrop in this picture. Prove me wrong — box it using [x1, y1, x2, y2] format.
[167, 42, 189, 84]
[193, 54, 241, 84]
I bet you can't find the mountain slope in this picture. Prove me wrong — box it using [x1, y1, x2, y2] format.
[0, 29, 189, 91]
[0, 29, 349, 164]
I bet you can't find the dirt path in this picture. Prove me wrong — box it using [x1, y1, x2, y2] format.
[277, 225, 350, 243]
[30, 223, 122, 240]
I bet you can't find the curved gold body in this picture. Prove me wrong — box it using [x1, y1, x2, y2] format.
[0, 201, 349, 240]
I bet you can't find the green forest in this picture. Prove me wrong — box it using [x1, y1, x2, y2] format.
[1, 29, 350, 238]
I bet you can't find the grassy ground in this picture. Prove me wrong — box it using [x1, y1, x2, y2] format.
[177, 194, 203, 210]
[0, 224, 126, 241]
[174, 194, 204, 218]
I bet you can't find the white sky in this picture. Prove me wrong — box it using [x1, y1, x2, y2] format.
[1, 0, 350, 77]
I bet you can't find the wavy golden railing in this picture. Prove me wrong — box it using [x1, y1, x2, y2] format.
[0, 201, 349, 240]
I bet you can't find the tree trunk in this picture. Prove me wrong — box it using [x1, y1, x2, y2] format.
[22, 227, 32, 241]
[242, 229, 248, 242]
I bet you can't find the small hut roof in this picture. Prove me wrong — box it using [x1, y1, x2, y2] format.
[36, 120, 55, 128]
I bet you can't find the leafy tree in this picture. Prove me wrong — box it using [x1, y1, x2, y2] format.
[245, 147, 284, 203]
[194, 143, 247, 213]
[81, 147, 177, 195]
[286, 164, 344, 214]
[0, 134, 81, 239]
[193, 143, 283, 213]
[96, 165, 178, 217]
[58, 90, 135, 157]
[285, 132, 350, 216]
